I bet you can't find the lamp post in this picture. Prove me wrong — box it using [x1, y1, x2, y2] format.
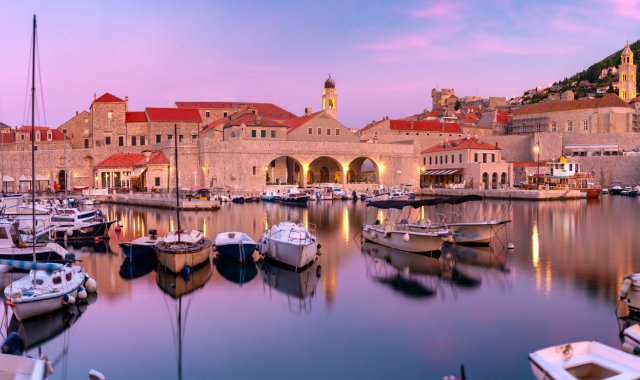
[533, 142, 540, 187]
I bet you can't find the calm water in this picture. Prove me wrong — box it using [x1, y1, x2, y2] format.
[9, 196, 640, 379]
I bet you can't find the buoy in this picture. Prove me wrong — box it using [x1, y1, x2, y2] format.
[77, 287, 88, 300]
[66, 228, 73, 237]
[507, 242, 515, 250]
[66, 295, 76, 305]
[114, 224, 121, 232]
[84, 277, 98, 293]
[94, 236, 100, 243]
[621, 278, 633, 299]
[402, 233, 410, 242]
[118, 220, 124, 227]
[63, 294, 70, 304]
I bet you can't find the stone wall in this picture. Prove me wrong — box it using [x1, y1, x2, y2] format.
[574, 156, 640, 187]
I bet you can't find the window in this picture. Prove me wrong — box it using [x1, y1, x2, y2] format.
[474, 153, 478, 162]
[84, 118, 88, 124]
[167, 134, 173, 140]
[483, 154, 487, 163]
[317, 128, 322, 135]
[154, 177, 160, 186]
[47, 131, 52, 141]
[62, 129, 67, 135]
[140, 136, 145, 145]
[105, 136, 111, 145]
[259, 130, 265, 138]
[118, 135, 124, 146]
[327, 128, 331, 136]
[491, 154, 495, 162]
[583, 120, 589, 131]
[192, 134, 197, 141]
[252, 166, 256, 175]
[223, 112, 228, 117]
[551, 121, 557, 132]
[445, 155, 448, 164]
[35, 131, 40, 141]
[308, 128, 312, 135]
[423, 157, 426, 165]
[131, 136, 137, 146]
[459, 154, 462, 162]
[271, 130, 276, 138]
[567, 120, 573, 132]
[107, 111, 113, 119]
[205, 111, 211, 118]
[535, 122, 541, 132]
[451, 154, 454, 163]
[336, 129, 340, 135]
[179, 134, 184, 142]
[84, 139, 89, 148]
[156, 134, 161, 143]
[20, 134, 25, 141]
[429, 157, 432, 165]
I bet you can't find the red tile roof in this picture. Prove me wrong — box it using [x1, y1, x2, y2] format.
[95, 152, 168, 168]
[496, 111, 512, 124]
[511, 161, 537, 167]
[222, 113, 284, 128]
[421, 137, 500, 154]
[390, 120, 463, 133]
[281, 111, 323, 132]
[145, 108, 202, 123]
[175, 101, 297, 119]
[126, 111, 147, 123]
[94, 93, 124, 103]
[0, 132, 15, 144]
[513, 93, 632, 116]
[16, 126, 65, 141]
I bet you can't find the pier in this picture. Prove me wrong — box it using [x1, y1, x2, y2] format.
[419, 187, 584, 200]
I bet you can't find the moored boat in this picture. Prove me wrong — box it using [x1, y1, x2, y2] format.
[214, 231, 257, 263]
[119, 229, 163, 259]
[259, 221, 318, 269]
[155, 230, 212, 273]
[611, 182, 623, 195]
[529, 341, 640, 380]
[280, 188, 309, 205]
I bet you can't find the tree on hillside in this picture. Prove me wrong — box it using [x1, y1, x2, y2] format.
[607, 83, 615, 93]
[454, 100, 461, 110]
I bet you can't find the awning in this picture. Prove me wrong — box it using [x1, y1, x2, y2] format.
[130, 167, 147, 179]
[2, 176, 13, 182]
[18, 175, 49, 181]
[421, 168, 462, 176]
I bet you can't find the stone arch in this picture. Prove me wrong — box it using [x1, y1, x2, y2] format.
[482, 172, 489, 189]
[347, 157, 379, 184]
[500, 172, 507, 186]
[57, 170, 68, 191]
[491, 172, 498, 189]
[266, 155, 303, 186]
[308, 156, 342, 185]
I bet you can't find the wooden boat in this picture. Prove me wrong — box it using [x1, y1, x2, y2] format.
[524, 156, 601, 198]
[529, 341, 640, 379]
[280, 188, 309, 205]
[259, 222, 318, 269]
[214, 231, 256, 263]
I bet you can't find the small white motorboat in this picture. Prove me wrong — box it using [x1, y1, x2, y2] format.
[529, 341, 640, 380]
[214, 231, 257, 263]
[259, 222, 318, 269]
[623, 324, 640, 355]
[618, 274, 640, 318]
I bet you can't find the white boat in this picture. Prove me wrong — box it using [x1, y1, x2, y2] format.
[259, 222, 318, 269]
[448, 221, 509, 244]
[156, 229, 212, 273]
[618, 274, 640, 318]
[214, 231, 257, 263]
[0, 352, 48, 380]
[388, 187, 409, 200]
[623, 324, 640, 355]
[529, 341, 640, 380]
[4, 260, 97, 321]
[320, 190, 333, 200]
[362, 223, 447, 253]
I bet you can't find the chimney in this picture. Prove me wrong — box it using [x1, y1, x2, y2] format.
[125, 96, 129, 112]
[305, 107, 312, 116]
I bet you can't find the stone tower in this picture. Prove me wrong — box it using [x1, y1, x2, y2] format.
[618, 41, 636, 102]
[322, 75, 337, 119]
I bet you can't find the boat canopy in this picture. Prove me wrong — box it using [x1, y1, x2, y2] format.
[367, 195, 483, 209]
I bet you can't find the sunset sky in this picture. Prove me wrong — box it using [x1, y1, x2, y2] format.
[0, 0, 639, 128]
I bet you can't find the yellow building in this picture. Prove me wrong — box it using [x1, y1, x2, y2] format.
[618, 41, 637, 102]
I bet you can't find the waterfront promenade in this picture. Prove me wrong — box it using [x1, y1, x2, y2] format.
[419, 187, 584, 200]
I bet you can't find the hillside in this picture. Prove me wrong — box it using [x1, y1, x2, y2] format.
[518, 40, 640, 104]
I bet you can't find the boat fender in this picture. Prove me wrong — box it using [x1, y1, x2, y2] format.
[403, 233, 410, 242]
[67, 295, 76, 304]
[77, 287, 88, 300]
[316, 265, 322, 278]
[66, 228, 74, 237]
[41, 355, 54, 375]
[181, 265, 192, 280]
[84, 278, 98, 293]
[63, 294, 70, 304]
[118, 220, 124, 227]
[317, 243, 322, 249]
[507, 242, 515, 250]
[622, 342, 640, 355]
[114, 224, 121, 232]
[1, 332, 25, 356]
[94, 237, 100, 243]
[621, 278, 633, 299]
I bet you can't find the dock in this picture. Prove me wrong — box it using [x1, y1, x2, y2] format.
[418, 188, 585, 201]
[98, 193, 221, 211]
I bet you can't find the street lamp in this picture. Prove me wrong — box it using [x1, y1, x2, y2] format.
[533, 142, 540, 187]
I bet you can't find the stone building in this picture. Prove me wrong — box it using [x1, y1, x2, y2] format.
[618, 42, 636, 102]
[419, 137, 512, 190]
[175, 101, 297, 126]
[321, 75, 338, 119]
[94, 151, 169, 191]
[359, 118, 465, 143]
[509, 93, 633, 134]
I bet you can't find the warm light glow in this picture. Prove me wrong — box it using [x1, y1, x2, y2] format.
[302, 164, 309, 173]
[202, 167, 207, 171]
[342, 206, 349, 243]
[532, 222, 541, 291]
[545, 261, 552, 295]
[304, 209, 309, 230]
[533, 144, 540, 154]
[342, 163, 349, 173]
[203, 218, 207, 236]
[378, 163, 385, 174]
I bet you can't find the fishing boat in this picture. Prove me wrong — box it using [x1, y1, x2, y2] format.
[0, 220, 66, 262]
[119, 229, 163, 259]
[214, 231, 257, 263]
[611, 182, 624, 195]
[529, 341, 640, 379]
[280, 187, 309, 205]
[258, 221, 318, 269]
[524, 156, 601, 198]
[363, 199, 450, 253]
[49, 207, 115, 241]
[388, 186, 410, 200]
[155, 124, 212, 274]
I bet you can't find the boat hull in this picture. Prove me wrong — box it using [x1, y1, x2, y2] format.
[260, 238, 318, 269]
[54, 221, 114, 241]
[155, 238, 212, 273]
[450, 221, 507, 245]
[216, 243, 257, 263]
[280, 196, 309, 205]
[119, 242, 155, 260]
[363, 226, 443, 253]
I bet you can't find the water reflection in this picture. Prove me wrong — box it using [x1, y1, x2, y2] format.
[119, 256, 157, 280]
[259, 260, 321, 314]
[215, 258, 258, 286]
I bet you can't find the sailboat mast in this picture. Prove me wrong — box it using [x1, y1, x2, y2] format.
[30, 15, 36, 262]
[174, 123, 181, 234]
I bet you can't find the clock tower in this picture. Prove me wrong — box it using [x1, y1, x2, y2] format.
[322, 75, 337, 119]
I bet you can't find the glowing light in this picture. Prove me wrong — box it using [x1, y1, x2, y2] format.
[378, 163, 385, 174]
[302, 164, 309, 173]
[304, 209, 309, 230]
[545, 261, 552, 295]
[202, 167, 207, 171]
[342, 206, 349, 243]
[533, 144, 540, 154]
[532, 222, 541, 291]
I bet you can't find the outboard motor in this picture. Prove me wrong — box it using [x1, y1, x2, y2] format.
[65, 252, 77, 264]
[1, 333, 26, 356]
[149, 229, 158, 240]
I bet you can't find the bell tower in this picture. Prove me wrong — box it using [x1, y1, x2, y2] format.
[322, 74, 337, 119]
[619, 41, 636, 101]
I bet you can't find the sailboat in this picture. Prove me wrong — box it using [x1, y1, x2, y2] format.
[155, 123, 212, 273]
[3, 15, 98, 322]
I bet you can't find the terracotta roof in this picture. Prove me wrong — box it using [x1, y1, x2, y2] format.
[16, 126, 65, 141]
[281, 111, 323, 132]
[175, 101, 297, 119]
[513, 93, 632, 116]
[221, 113, 284, 128]
[145, 108, 202, 123]
[390, 120, 463, 133]
[359, 119, 386, 132]
[126, 111, 147, 123]
[94, 93, 124, 103]
[0, 132, 15, 144]
[95, 151, 168, 168]
[421, 137, 500, 154]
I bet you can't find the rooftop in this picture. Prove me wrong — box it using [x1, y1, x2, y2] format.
[513, 93, 632, 116]
[95, 151, 168, 168]
[145, 108, 202, 123]
[175, 101, 297, 120]
[421, 137, 500, 154]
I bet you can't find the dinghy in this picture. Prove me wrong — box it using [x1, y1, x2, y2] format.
[214, 232, 256, 263]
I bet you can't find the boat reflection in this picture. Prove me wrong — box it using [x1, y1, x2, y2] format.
[215, 258, 258, 286]
[119, 256, 157, 280]
[442, 244, 509, 271]
[156, 261, 212, 299]
[259, 260, 321, 313]
[64, 239, 113, 254]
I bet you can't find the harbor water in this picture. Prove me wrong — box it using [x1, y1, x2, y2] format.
[12, 196, 640, 379]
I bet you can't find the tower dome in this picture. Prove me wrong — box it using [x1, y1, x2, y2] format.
[324, 75, 335, 89]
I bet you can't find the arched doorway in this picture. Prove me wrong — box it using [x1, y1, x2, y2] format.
[501, 172, 507, 187]
[306, 170, 315, 184]
[57, 170, 67, 191]
[482, 172, 489, 189]
[347, 157, 379, 184]
[266, 156, 302, 185]
[309, 156, 342, 185]
[491, 172, 498, 189]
